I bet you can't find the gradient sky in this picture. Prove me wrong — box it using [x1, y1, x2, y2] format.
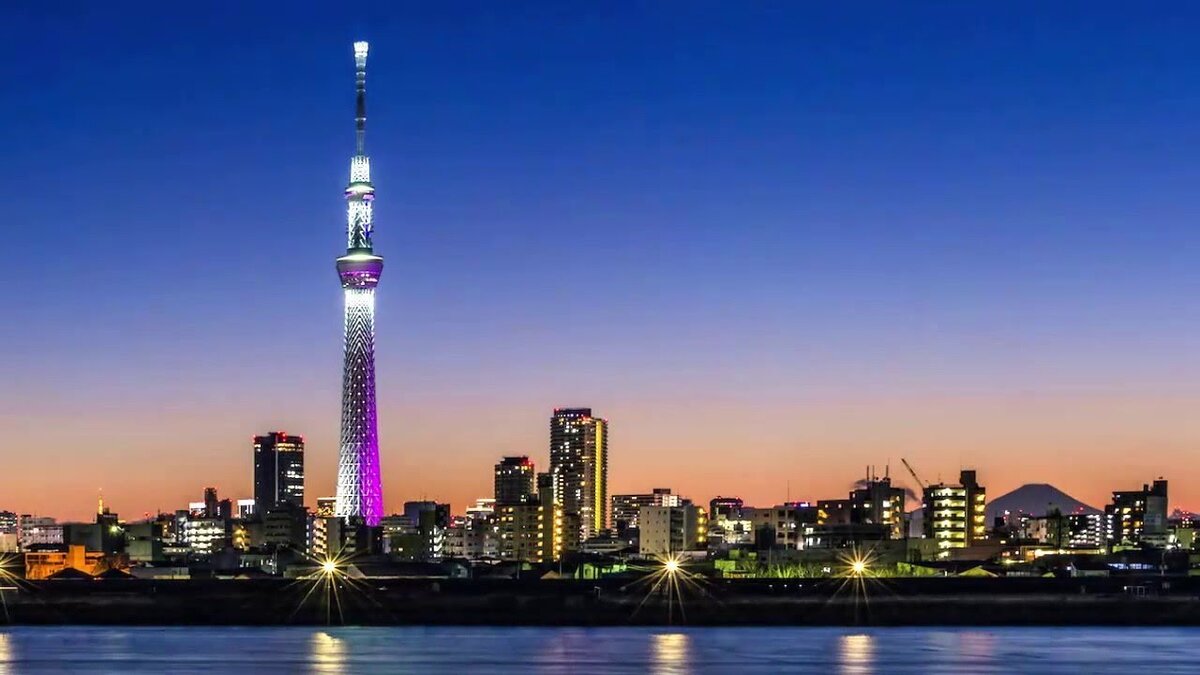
[2, 3, 1199, 522]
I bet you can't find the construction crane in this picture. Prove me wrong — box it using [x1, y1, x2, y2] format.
[901, 458, 927, 489]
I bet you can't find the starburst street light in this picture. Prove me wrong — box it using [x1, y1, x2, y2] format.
[850, 559, 867, 576]
[664, 558, 680, 574]
[322, 560, 338, 575]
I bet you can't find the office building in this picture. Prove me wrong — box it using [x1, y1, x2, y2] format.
[1106, 479, 1169, 549]
[0, 511, 17, 535]
[494, 456, 536, 505]
[922, 469, 987, 558]
[253, 432, 305, 514]
[549, 408, 608, 539]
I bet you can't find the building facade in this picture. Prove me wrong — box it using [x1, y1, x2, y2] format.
[549, 408, 608, 539]
[1106, 479, 1168, 549]
[494, 456, 536, 505]
[253, 432, 305, 515]
[639, 504, 707, 556]
[612, 488, 681, 533]
[922, 469, 987, 559]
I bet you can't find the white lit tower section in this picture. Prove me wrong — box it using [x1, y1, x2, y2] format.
[335, 41, 385, 525]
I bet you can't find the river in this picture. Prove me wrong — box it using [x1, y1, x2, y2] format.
[1, 626, 1198, 673]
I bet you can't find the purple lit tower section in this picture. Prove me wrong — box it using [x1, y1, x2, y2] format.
[335, 41, 384, 525]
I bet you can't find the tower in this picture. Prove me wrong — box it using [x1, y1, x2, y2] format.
[549, 408, 608, 540]
[335, 41, 385, 525]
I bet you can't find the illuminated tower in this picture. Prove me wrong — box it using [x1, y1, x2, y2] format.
[549, 408, 608, 539]
[335, 41, 385, 525]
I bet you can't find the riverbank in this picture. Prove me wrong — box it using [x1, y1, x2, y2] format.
[4, 577, 1200, 626]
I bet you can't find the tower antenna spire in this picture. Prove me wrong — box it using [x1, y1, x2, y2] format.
[353, 41, 368, 155]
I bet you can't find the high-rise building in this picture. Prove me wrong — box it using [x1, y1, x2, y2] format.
[922, 469, 987, 558]
[549, 408, 608, 539]
[612, 489, 682, 533]
[494, 456, 536, 505]
[334, 41, 386, 526]
[1106, 479, 1168, 549]
[253, 432, 305, 514]
[0, 511, 16, 535]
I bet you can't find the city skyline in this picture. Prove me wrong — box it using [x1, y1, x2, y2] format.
[3, 4, 1200, 521]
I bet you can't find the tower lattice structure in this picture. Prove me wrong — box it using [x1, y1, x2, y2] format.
[334, 41, 385, 525]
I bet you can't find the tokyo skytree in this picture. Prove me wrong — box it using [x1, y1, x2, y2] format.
[334, 41, 384, 525]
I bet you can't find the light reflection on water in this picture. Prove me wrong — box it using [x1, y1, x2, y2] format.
[839, 633, 873, 675]
[310, 631, 345, 675]
[0, 626, 1198, 674]
[0, 632, 10, 675]
[652, 632, 689, 675]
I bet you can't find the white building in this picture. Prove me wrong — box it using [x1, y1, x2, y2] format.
[639, 504, 707, 557]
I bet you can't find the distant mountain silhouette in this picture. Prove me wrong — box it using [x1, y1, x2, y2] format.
[985, 483, 1100, 521]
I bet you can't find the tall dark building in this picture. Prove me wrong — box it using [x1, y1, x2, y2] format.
[253, 432, 305, 515]
[494, 456, 536, 505]
[549, 408, 609, 540]
[203, 487, 219, 518]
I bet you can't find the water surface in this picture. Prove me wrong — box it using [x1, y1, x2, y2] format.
[1, 626, 1198, 673]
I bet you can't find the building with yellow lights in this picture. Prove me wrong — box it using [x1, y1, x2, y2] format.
[24, 544, 106, 580]
[921, 470, 987, 559]
[549, 408, 608, 540]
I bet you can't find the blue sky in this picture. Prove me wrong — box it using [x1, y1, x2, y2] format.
[1, 3, 1198, 518]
